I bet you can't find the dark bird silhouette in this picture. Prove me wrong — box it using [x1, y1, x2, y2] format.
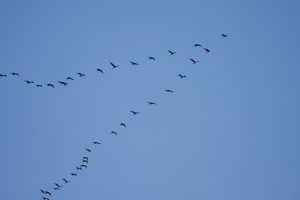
[54, 183, 62, 188]
[82, 160, 88, 164]
[66, 77, 74, 81]
[0, 74, 7, 77]
[221, 34, 229, 38]
[130, 110, 140, 115]
[203, 48, 210, 53]
[76, 167, 82, 170]
[110, 62, 119, 68]
[45, 191, 52, 196]
[62, 178, 70, 184]
[194, 43, 202, 47]
[96, 68, 104, 74]
[120, 123, 126, 127]
[148, 57, 156, 60]
[47, 83, 55, 88]
[190, 58, 199, 64]
[42, 197, 50, 200]
[168, 50, 176, 55]
[111, 131, 118, 135]
[165, 89, 174, 93]
[83, 156, 88, 160]
[11, 72, 20, 76]
[147, 102, 156, 105]
[77, 73, 85, 77]
[25, 80, 34, 84]
[178, 74, 186, 78]
[36, 84, 43, 87]
[130, 61, 139, 66]
[40, 189, 46, 194]
[92, 141, 101, 144]
[85, 148, 91, 152]
[71, 173, 77, 176]
[53, 187, 61, 191]
[58, 81, 68, 86]
[81, 164, 88, 168]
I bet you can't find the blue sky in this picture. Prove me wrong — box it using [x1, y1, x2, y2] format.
[0, 0, 300, 199]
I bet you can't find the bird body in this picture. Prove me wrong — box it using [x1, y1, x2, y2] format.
[0, 74, 7, 77]
[110, 62, 119, 68]
[71, 173, 77, 176]
[120, 123, 126, 127]
[47, 84, 55, 88]
[148, 57, 156, 60]
[85, 148, 91, 152]
[130, 110, 140, 115]
[190, 58, 199, 64]
[168, 50, 176, 55]
[92, 141, 101, 144]
[194, 43, 202, 47]
[111, 131, 118, 135]
[25, 80, 34, 84]
[36, 84, 43, 87]
[221, 34, 229, 38]
[66, 77, 74, 81]
[62, 178, 70, 183]
[58, 81, 68, 86]
[165, 89, 174, 93]
[147, 102, 156, 105]
[130, 61, 139, 66]
[77, 73, 85, 77]
[178, 74, 186, 78]
[203, 48, 210, 53]
[11, 72, 20, 76]
[96, 68, 104, 74]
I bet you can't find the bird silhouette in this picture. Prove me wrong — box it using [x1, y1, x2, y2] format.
[85, 148, 91, 152]
[111, 131, 118, 135]
[83, 156, 88, 160]
[165, 89, 174, 93]
[53, 187, 61, 191]
[194, 43, 202, 47]
[66, 77, 74, 81]
[39, 189, 46, 194]
[58, 81, 68, 86]
[42, 197, 50, 200]
[45, 191, 52, 196]
[120, 123, 126, 127]
[130, 61, 139, 66]
[190, 58, 199, 64]
[47, 83, 55, 88]
[0, 74, 7, 77]
[36, 84, 43, 87]
[147, 102, 156, 105]
[76, 167, 82, 170]
[168, 50, 176, 55]
[25, 80, 34, 84]
[96, 68, 104, 74]
[71, 173, 77, 176]
[10, 72, 20, 76]
[221, 34, 229, 38]
[148, 57, 156, 60]
[203, 48, 210, 53]
[92, 141, 101, 144]
[77, 73, 85, 77]
[62, 178, 70, 183]
[178, 74, 186, 78]
[81, 164, 88, 168]
[82, 160, 88, 164]
[54, 183, 62, 188]
[130, 110, 140, 115]
[110, 62, 119, 68]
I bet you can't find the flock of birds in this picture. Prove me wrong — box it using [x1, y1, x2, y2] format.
[1, 34, 229, 200]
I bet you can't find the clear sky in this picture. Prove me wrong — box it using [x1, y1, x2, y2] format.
[0, 0, 300, 200]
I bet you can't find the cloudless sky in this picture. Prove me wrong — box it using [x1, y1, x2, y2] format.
[0, 0, 300, 200]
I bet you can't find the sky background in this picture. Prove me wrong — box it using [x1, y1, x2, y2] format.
[0, 0, 300, 199]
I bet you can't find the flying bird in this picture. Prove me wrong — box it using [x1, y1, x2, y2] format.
[203, 48, 210, 53]
[77, 73, 85, 77]
[45, 191, 52, 196]
[83, 156, 88, 160]
[47, 83, 55, 88]
[96, 68, 104, 74]
[110, 62, 119, 68]
[85, 148, 91, 152]
[58, 81, 68, 86]
[165, 89, 174, 93]
[120, 123, 126, 127]
[148, 57, 156, 60]
[130, 61, 139, 66]
[54, 183, 62, 188]
[178, 74, 186, 78]
[42, 197, 50, 200]
[130, 110, 140, 115]
[66, 77, 74, 81]
[194, 43, 202, 47]
[168, 50, 176, 55]
[71, 173, 77, 176]
[36, 84, 43, 87]
[92, 141, 101, 144]
[0, 74, 7, 77]
[221, 34, 229, 38]
[53, 187, 61, 191]
[81, 164, 88, 168]
[10, 72, 20, 76]
[111, 131, 118, 135]
[25, 80, 34, 84]
[39, 189, 46, 194]
[82, 160, 88, 164]
[147, 102, 156, 105]
[62, 178, 70, 183]
[190, 58, 199, 64]
[76, 167, 82, 170]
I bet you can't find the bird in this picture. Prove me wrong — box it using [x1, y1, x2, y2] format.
[10, 72, 20, 76]
[54, 183, 62, 188]
[58, 81, 68, 86]
[190, 58, 199, 64]
[82, 160, 88, 164]
[147, 102, 156, 105]
[77, 72, 85, 77]
[111, 131, 118, 135]
[194, 43, 202, 47]
[66, 77, 74, 81]
[178, 74, 186, 78]
[62, 178, 70, 183]
[110, 62, 119, 68]
[36, 84, 43, 87]
[92, 141, 101, 144]
[0, 74, 7, 77]
[168, 50, 176, 55]
[120, 123, 126, 128]
[39, 189, 46, 194]
[130, 110, 140, 115]
[25, 80, 34, 84]
[203, 48, 210, 53]
[42, 197, 50, 200]
[81, 164, 88, 168]
[45, 191, 52, 196]
[130, 61, 139, 66]
[83, 156, 88, 160]
[53, 187, 61, 191]
[85, 148, 91, 152]
[165, 89, 174, 93]
[96, 68, 104, 74]
[148, 57, 156, 60]
[71, 173, 77, 176]
[221, 34, 229, 38]
[47, 83, 55, 88]
[76, 167, 82, 170]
